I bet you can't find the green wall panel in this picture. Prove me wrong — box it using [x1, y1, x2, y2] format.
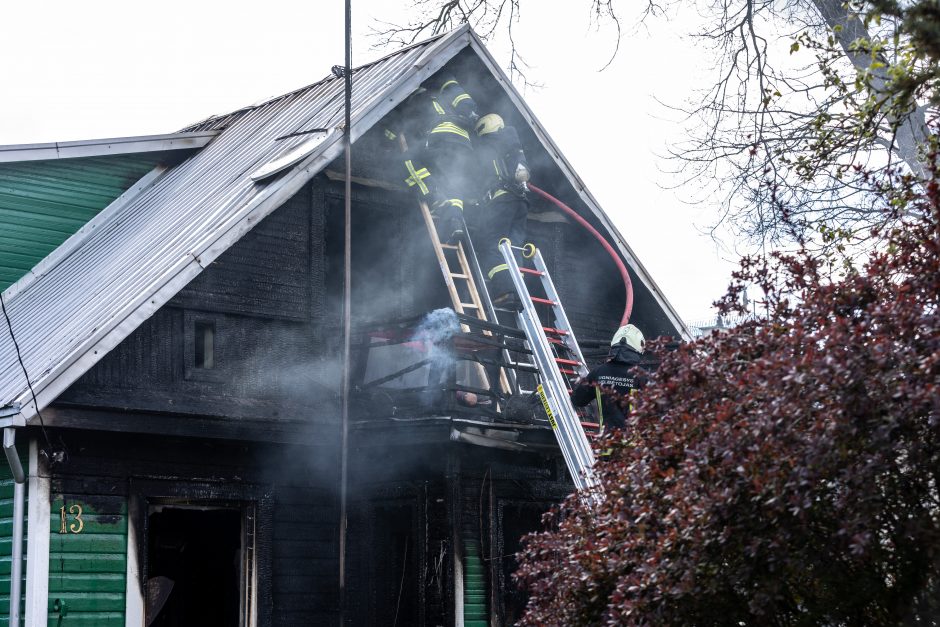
[0, 155, 162, 291]
[464, 539, 488, 626]
[48, 495, 126, 627]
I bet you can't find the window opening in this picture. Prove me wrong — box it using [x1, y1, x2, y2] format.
[194, 321, 215, 369]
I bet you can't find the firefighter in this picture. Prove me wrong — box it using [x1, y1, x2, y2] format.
[384, 72, 480, 241]
[570, 324, 648, 432]
[472, 113, 531, 306]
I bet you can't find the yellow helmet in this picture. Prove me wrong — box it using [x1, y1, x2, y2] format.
[475, 113, 504, 136]
[611, 324, 645, 353]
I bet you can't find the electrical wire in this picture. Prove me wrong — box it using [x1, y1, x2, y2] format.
[0, 292, 56, 458]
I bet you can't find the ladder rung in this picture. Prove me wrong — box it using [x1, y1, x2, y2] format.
[519, 267, 544, 276]
[460, 303, 479, 309]
[440, 243, 459, 250]
[581, 422, 600, 429]
[508, 360, 536, 369]
[555, 357, 582, 366]
[558, 368, 578, 375]
[530, 296, 556, 305]
[547, 337, 564, 345]
[543, 326, 569, 336]
[450, 273, 469, 279]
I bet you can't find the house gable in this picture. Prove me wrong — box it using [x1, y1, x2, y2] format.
[0, 27, 685, 434]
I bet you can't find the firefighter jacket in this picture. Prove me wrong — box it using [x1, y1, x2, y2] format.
[475, 125, 529, 202]
[570, 346, 648, 431]
[384, 73, 478, 151]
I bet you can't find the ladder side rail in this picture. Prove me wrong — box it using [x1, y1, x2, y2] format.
[459, 231, 519, 394]
[500, 242, 597, 488]
[532, 250, 590, 379]
[417, 198, 466, 312]
[518, 312, 598, 491]
[453, 241, 512, 395]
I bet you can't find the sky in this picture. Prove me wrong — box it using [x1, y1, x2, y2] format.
[0, 0, 742, 324]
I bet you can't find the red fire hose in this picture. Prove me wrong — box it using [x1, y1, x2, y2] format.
[528, 183, 634, 326]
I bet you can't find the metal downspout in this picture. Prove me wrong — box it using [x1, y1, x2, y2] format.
[3, 427, 25, 626]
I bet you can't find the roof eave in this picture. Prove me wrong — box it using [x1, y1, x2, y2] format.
[0, 131, 219, 163]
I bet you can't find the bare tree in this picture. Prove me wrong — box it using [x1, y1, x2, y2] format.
[376, 0, 939, 247]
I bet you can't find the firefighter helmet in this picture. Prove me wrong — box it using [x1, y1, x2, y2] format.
[475, 113, 504, 136]
[611, 324, 645, 353]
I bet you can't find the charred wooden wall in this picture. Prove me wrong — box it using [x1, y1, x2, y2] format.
[345, 437, 571, 627]
[55, 179, 336, 433]
[345, 443, 452, 627]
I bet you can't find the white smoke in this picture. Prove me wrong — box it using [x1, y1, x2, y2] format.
[410, 308, 459, 374]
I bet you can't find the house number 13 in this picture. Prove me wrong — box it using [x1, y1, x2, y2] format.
[59, 504, 84, 534]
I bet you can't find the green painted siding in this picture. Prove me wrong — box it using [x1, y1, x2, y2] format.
[464, 539, 488, 627]
[0, 448, 26, 626]
[0, 155, 162, 291]
[47, 495, 127, 627]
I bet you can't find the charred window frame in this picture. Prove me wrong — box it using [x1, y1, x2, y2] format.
[129, 479, 274, 627]
[184, 311, 226, 382]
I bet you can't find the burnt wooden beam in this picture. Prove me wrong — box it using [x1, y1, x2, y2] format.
[43, 406, 340, 446]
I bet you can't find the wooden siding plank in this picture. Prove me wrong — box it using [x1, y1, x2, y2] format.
[45, 573, 125, 593]
[48, 493, 127, 625]
[44, 612, 124, 626]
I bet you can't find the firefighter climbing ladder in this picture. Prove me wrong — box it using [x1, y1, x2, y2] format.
[396, 133, 512, 396]
[498, 239, 599, 493]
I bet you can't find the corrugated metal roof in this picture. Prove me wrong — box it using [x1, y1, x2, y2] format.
[0, 25, 689, 427]
[0, 27, 467, 423]
[0, 155, 164, 290]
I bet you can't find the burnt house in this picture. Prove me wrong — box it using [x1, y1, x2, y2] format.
[0, 27, 687, 626]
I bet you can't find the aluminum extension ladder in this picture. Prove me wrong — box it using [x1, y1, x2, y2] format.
[498, 240, 599, 493]
[398, 133, 513, 396]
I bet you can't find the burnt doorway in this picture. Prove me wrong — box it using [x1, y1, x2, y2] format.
[146, 506, 244, 627]
[496, 501, 551, 626]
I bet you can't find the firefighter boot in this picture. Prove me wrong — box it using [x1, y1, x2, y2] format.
[432, 200, 465, 243]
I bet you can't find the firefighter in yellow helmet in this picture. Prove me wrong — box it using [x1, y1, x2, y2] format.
[570, 324, 649, 431]
[472, 113, 531, 306]
[383, 71, 480, 242]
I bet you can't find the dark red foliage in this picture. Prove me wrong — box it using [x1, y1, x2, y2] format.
[514, 170, 940, 625]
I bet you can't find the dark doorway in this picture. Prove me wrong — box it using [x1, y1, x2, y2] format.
[147, 507, 243, 627]
[371, 501, 419, 626]
[499, 502, 549, 626]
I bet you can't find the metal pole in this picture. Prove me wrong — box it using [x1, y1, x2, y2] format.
[338, 0, 352, 624]
[4, 428, 25, 626]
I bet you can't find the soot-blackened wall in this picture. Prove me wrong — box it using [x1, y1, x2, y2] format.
[345, 443, 453, 627]
[56, 179, 340, 431]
